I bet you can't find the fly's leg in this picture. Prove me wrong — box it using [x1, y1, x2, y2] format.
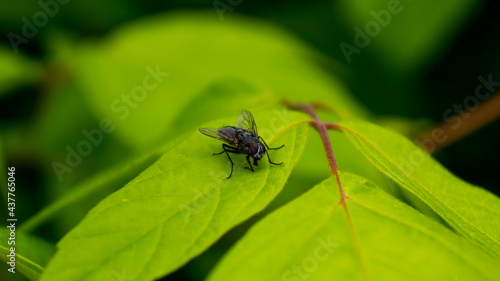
[259, 137, 284, 165]
[268, 145, 284, 150]
[265, 149, 283, 165]
[213, 144, 238, 179]
[213, 144, 237, 156]
[245, 155, 255, 172]
[259, 136, 284, 150]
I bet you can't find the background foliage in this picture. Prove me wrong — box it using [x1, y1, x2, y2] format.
[0, 0, 499, 280]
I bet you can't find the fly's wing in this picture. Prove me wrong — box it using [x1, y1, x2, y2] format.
[234, 110, 258, 135]
[198, 127, 237, 145]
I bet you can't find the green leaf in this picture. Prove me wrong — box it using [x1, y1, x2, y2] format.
[208, 172, 500, 281]
[41, 110, 310, 281]
[74, 11, 365, 149]
[19, 149, 161, 233]
[338, 119, 500, 257]
[0, 139, 7, 206]
[0, 229, 55, 281]
[336, 0, 480, 71]
[0, 46, 42, 96]
[165, 78, 279, 139]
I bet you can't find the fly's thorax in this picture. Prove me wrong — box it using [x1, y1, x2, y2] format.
[236, 130, 259, 148]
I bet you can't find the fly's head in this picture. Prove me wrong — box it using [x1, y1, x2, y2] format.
[250, 142, 266, 165]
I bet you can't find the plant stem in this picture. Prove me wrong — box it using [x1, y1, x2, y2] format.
[286, 102, 371, 280]
[285, 102, 346, 204]
[416, 92, 500, 153]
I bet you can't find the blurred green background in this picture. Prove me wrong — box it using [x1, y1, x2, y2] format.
[1, 0, 499, 280]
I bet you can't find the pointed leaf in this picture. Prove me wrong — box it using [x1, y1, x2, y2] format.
[208, 172, 500, 281]
[41, 110, 310, 281]
[338, 119, 500, 257]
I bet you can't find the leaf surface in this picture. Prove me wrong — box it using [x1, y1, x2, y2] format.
[20, 150, 161, 232]
[41, 110, 310, 281]
[336, 0, 479, 71]
[339, 119, 500, 257]
[74, 11, 364, 149]
[0, 46, 42, 95]
[208, 172, 500, 281]
[0, 230, 55, 281]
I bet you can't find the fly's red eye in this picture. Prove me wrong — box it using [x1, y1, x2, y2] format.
[250, 143, 259, 156]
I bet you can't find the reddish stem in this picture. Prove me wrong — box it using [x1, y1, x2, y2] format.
[416, 92, 500, 153]
[324, 122, 341, 131]
[287, 102, 370, 279]
[287, 102, 346, 204]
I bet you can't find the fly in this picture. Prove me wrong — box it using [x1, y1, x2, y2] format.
[199, 110, 284, 179]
